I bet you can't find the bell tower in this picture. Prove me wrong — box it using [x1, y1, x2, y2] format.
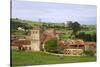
[30, 29, 40, 51]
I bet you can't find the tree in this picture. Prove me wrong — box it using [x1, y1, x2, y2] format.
[91, 32, 96, 42]
[76, 31, 96, 42]
[76, 32, 85, 39]
[22, 23, 32, 31]
[67, 21, 81, 38]
[44, 38, 58, 53]
[11, 18, 32, 35]
[72, 22, 81, 37]
[11, 20, 21, 30]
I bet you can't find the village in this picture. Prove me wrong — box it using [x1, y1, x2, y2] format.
[11, 1, 97, 66]
[11, 18, 96, 56]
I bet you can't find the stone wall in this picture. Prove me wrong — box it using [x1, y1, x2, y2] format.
[64, 49, 83, 56]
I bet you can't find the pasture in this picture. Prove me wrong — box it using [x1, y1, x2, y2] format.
[11, 50, 96, 66]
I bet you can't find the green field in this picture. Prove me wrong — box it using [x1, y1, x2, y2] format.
[12, 50, 96, 66]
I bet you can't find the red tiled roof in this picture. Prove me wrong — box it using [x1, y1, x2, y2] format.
[11, 39, 31, 46]
[59, 39, 85, 46]
[85, 42, 96, 46]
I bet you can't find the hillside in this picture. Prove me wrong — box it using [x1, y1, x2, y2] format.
[11, 18, 96, 41]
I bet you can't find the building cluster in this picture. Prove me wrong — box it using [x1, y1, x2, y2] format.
[11, 28, 96, 56]
[11, 28, 56, 51]
[59, 39, 96, 56]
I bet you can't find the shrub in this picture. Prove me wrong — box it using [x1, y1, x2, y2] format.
[76, 31, 96, 42]
[83, 50, 94, 56]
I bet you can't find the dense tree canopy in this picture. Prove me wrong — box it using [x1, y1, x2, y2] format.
[44, 38, 58, 53]
[67, 21, 81, 38]
[76, 32, 96, 42]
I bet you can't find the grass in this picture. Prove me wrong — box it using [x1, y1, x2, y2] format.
[11, 50, 96, 66]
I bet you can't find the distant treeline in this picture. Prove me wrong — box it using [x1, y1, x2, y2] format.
[11, 18, 96, 30]
[11, 18, 96, 42]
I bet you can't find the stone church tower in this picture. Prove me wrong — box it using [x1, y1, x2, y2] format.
[30, 29, 40, 51]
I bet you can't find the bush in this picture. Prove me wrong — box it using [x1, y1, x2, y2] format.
[76, 32, 96, 42]
[83, 50, 94, 56]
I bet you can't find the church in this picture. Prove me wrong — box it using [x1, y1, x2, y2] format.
[11, 28, 56, 52]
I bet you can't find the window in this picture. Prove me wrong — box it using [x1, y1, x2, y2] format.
[33, 31, 34, 34]
[36, 31, 37, 33]
[65, 50, 71, 55]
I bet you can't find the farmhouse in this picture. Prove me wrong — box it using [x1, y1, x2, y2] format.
[59, 39, 96, 56]
[59, 39, 85, 56]
[11, 39, 31, 51]
[17, 27, 25, 31]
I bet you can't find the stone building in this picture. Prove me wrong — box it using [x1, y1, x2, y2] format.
[59, 39, 85, 56]
[64, 49, 83, 56]
[59, 39, 96, 56]
[11, 28, 56, 52]
[11, 28, 41, 51]
[30, 28, 41, 51]
[11, 38, 31, 51]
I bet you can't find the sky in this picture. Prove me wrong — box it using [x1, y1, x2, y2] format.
[12, 0, 97, 25]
